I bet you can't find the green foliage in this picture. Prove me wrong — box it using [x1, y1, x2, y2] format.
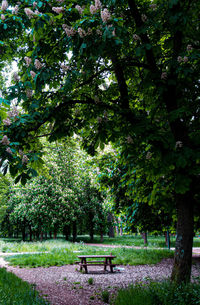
[88, 277, 94, 285]
[101, 290, 110, 303]
[114, 280, 200, 305]
[0, 268, 48, 305]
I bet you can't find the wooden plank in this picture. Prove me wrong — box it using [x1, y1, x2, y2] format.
[77, 255, 116, 258]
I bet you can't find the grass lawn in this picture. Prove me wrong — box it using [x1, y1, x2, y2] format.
[0, 268, 48, 305]
[5, 245, 174, 268]
[114, 280, 200, 305]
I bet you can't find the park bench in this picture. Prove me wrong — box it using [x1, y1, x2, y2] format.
[76, 254, 116, 274]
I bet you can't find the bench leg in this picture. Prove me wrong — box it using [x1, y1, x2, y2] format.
[104, 258, 108, 271]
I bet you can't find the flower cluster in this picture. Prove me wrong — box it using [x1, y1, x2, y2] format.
[187, 44, 193, 51]
[75, 5, 83, 15]
[101, 8, 111, 23]
[141, 14, 147, 22]
[13, 5, 19, 14]
[22, 154, 29, 164]
[61, 64, 70, 71]
[146, 152, 152, 159]
[8, 106, 19, 118]
[62, 24, 76, 37]
[3, 118, 11, 126]
[24, 8, 35, 19]
[26, 89, 33, 98]
[34, 59, 43, 69]
[52, 7, 64, 14]
[149, 3, 157, 10]
[6, 147, 12, 154]
[78, 27, 86, 38]
[126, 135, 133, 144]
[133, 34, 141, 41]
[90, 0, 101, 14]
[30, 70, 36, 79]
[161, 72, 167, 80]
[1, 0, 8, 11]
[177, 56, 188, 63]
[1, 135, 10, 145]
[1, 14, 5, 20]
[13, 72, 20, 82]
[175, 141, 183, 149]
[24, 56, 32, 67]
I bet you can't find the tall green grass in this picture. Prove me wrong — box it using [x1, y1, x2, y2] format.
[0, 268, 48, 305]
[5, 247, 173, 268]
[114, 280, 200, 305]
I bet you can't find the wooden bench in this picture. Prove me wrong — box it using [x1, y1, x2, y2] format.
[77, 254, 116, 274]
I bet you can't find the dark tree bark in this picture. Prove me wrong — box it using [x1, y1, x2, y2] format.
[107, 212, 115, 238]
[141, 232, 148, 245]
[63, 225, 71, 241]
[171, 192, 194, 283]
[72, 221, 77, 242]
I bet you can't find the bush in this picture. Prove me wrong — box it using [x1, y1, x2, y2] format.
[114, 280, 200, 305]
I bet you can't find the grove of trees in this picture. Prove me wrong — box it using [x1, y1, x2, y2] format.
[0, 0, 199, 284]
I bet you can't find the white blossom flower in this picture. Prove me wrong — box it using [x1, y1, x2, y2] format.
[146, 152, 152, 159]
[62, 24, 76, 36]
[26, 89, 33, 98]
[95, 0, 102, 10]
[13, 72, 20, 82]
[96, 29, 102, 36]
[97, 117, 102, 123]
[133, 34, 141, 41]
[8, 106, 19, 118]
[90, 5, 97, 14]
[24, 8, 35, 19]
[187, 44, 193, 51]
[75, 5, 83, 15]
[34, 59, 43, 69]
[52, 7, 64, 14]
[13, 5, 19, 14]
[33, 1, 37, 8]
[101, 8, 111, 23]
[61, 64, 70, 71]
[78, 27, 86, 38]
[1, 0, 8, 11]
[183, 56, 188, 63]
[177, 56, 182, 63]
[19, 149, 23, 156]
[3, 118, 11, 126]
[1, 14, 5, 20]
[24, 56, 32, 67]
[141, 14, 147, 22]
[1, 135, 10, 145]
[22, 154, 29, 164]
[127, 135, 133, 144]
[149, 3, 157, 10]
[6, 147, 12, 154]
[87, 28, 92, 35]
[175, 141, 183, 149]
[161, 72, 167, 80]
[30, 70, 36, 79]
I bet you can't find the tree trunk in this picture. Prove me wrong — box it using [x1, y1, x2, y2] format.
[53, 231, 57, 239]
[63, 225, 71, 241]
[29, 225, 32, 242]
[72, 221, 77, 242]
[171, 193, 194, 283]
[108, 212, 115, 238]
[141, 232, 147, 245]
